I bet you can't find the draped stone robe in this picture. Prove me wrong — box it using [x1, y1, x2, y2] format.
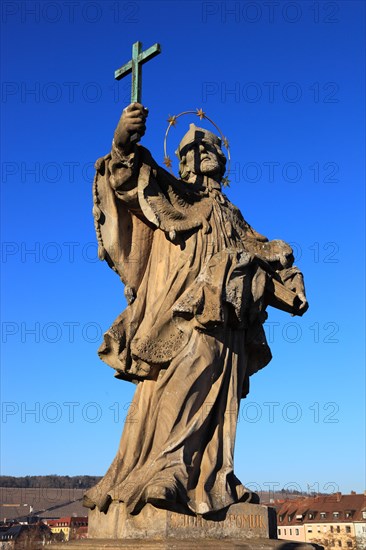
[85, 141, 301, 516]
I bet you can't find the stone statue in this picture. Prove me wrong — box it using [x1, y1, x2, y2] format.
[83, 102, 308, 519]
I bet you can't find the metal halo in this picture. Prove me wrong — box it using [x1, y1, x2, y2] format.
[163, 108, 231, 186]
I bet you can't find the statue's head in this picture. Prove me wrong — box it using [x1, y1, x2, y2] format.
[176, 124, 226, 183]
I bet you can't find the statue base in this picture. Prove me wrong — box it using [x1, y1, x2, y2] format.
[49, 502, 323, 548]
[88, 501, 276, 540]
[50, 538, 321, 549]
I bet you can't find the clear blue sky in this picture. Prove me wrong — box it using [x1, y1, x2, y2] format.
[1, 1, 365, 496]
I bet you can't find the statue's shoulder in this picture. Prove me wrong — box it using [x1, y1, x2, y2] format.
[222, 195, 294, 266]
[94, 153, 112, 175]
[93, 145, 157, 177]
[222, 193, 268, 242]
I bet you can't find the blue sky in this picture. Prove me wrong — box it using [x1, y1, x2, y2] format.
[1, 0, 365, 496]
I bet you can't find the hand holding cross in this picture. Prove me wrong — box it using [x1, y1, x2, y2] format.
[114, 41, 161, 146]
[114, 103, 148, 153]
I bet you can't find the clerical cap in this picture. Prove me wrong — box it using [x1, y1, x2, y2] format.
[176, 123, 221, 159]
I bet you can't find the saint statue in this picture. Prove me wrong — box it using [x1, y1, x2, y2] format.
[83, 103, 308, 518]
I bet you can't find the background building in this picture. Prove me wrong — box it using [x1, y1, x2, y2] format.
[276, 492, 366, 549]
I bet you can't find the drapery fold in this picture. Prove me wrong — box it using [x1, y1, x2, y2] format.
[85, 144, 297, 515]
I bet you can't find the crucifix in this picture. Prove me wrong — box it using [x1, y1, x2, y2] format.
[115, 41, 161, 142]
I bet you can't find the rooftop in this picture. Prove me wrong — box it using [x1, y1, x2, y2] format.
[276, 493, 366, 526]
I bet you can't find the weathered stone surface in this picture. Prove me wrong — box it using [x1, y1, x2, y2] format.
[50, 538, 322, 549]
[88, 502, 276, 540]
[84, 92, 309, 535]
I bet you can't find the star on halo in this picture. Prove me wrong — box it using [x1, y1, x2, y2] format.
[163, 156, 172, 168]
[167, 115, 177, 127]
[196, 108, 206, 120]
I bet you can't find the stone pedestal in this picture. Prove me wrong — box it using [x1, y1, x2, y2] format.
[49, 502, 323, 548]
[50, 538, 322, 549]
[88, 501, 276, 540]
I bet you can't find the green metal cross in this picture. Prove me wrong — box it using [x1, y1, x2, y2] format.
[115, 41, 161, 104]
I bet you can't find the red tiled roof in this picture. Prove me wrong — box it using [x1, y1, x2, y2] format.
[276, 493, 366, 526]
[48, 516, 87, 527]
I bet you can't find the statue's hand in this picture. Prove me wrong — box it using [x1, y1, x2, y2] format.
[295, 291, 308, 314]
[287, 272, 309, 315]
[114, 103, 149, 153]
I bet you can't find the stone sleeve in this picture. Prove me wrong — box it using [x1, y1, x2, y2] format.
[109, 140, 139, 193]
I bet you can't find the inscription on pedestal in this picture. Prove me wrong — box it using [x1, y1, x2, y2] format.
[170, 512, 265, 529]
[88, 501, 275, 540]
[167, 504, 270, 539]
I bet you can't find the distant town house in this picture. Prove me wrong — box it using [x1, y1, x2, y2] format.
[46, 516, 88, 541]
[0, 523, 52, 549]
[276, 492, 366, 549]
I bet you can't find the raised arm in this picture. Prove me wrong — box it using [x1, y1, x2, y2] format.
[109, 103, 149, 193]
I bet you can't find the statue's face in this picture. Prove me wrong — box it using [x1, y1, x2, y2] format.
[184, 140, 222, 178]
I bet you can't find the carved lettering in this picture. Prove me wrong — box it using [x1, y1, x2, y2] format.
[170, 512, 265, 531]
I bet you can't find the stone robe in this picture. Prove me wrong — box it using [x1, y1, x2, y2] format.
[85, 142, 300, 516]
